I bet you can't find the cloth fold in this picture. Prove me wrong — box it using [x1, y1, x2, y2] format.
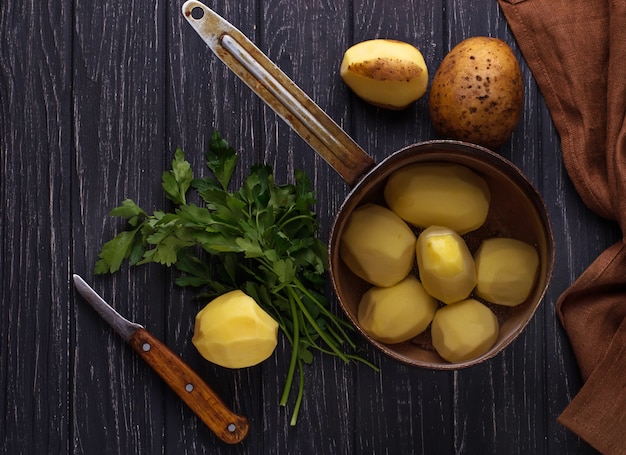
[496, 0, 626, 453]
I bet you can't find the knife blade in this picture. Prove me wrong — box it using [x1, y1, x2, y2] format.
[181, 0, 375, 187]
[72, 274, 249, 444]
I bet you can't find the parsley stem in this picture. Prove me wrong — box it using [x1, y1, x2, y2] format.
[346, 354, 380, 371]
[323, 323, 347, 348]
[301, 324, 336, 355]
[279, 293, 300, 407]
[287, 286, 350, 363]
[277, 213, 314, 231]
[289, 358, 305, 426]
[292, 278, 356, 349]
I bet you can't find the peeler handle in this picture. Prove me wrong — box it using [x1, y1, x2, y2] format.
[182, 0, 375, 186]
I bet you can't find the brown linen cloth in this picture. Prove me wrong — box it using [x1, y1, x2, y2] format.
[496, 0, 626, 453]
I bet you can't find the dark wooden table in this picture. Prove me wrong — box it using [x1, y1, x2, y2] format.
[1, 0, 616, 453]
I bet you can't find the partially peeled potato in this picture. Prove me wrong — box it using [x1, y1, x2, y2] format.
[340, 39, 429, 110]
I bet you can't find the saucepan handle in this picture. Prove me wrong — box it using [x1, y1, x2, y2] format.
[182, 0, 375, 186]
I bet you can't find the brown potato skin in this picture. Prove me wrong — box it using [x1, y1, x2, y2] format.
[428, 37, 523, 149]
[347, 56, 425, 81]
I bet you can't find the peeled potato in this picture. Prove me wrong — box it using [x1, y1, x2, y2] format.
[474, 238, 539, 306]
[340, 39, 429, 110]
[385, 162, 490, 235]
[416, 226, 476, 304]
[429, 36, 523, 148]
[431, 298, 499, 363]
[340, 203, 416, 287]
[358, 276, 438, 344]
[192, 290, 278, 369]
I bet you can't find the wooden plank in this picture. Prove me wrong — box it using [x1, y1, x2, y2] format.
[441, 2, 548, 454]
[346, 1, 460, 454]
[539, 96, 618, 455]
[165, 1, 265, 453]
[164, 2, 266, 454]
[0, 1, 73, 453]
[441, 2, 602, 454]
[71, 0, 169, 453]
[256, 0, 357, 450]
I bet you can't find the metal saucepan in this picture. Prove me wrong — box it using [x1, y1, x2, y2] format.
[182, 1, 555, 369]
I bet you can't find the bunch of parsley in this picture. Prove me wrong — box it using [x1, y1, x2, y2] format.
[94, 131, 376, 425]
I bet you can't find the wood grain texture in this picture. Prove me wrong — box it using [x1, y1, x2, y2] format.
[0, 0, 611, 453]
[0, 1, 73, 454]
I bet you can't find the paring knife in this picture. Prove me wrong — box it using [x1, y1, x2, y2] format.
[72, 274, 249, 444]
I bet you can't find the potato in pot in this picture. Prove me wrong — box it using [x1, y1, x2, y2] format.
[428, 36, 523, 149]
[339, 203, 416, 287]
[416, 225, 477, 304]
[474, 237, 539, 306]
[357, 276, 438, 344]
[384, 162, 490, 235]
[431, 298, 499, 363]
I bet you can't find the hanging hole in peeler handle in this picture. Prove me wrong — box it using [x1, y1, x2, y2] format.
[190, 6, 204, 20]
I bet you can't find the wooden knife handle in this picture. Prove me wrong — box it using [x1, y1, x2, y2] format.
[128, 328, 249, 444]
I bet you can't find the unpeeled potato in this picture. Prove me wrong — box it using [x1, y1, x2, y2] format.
[340, 39, 429, 110]
[428, 36, 523, 148]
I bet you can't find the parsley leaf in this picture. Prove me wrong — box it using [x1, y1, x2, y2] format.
[94, 229, 142, 274]
[206, 130, 238, 190]
[162, 148, 192, 205]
